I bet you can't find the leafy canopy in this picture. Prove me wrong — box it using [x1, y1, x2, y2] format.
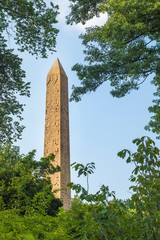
[0, 137, 159, 239]
[0, 0, 59, 143]
[0, 144, 62, 216]
[118, 136, 160, 239]
[67, 0, 160, 137]
[0, 211, 57, 240]
[68, 137, 160, 240]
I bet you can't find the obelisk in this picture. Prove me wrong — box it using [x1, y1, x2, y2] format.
[44, 58, 71, 210]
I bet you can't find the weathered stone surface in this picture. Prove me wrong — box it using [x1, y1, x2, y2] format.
[44, 58, 71, 210]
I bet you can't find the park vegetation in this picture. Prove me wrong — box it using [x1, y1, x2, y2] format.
[0, 0, 159, 239]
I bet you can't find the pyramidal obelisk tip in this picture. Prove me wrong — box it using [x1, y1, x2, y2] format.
[48, 58, 67, 77]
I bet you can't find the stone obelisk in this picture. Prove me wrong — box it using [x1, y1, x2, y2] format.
[44, 58, 71, 210]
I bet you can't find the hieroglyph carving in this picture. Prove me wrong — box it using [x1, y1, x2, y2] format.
[44, 59, 71, 210]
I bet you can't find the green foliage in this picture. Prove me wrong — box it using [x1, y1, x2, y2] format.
[52, 198, 103, 240]
[118, 136, 160, 239]
[71, 161, 95, 176]
[0, 210, 57, 240]
[69, 162, 123, 239]
[67, 137, 160, 239]
[0, 137, 159, 239]
[69, 162, 115, 202]
[0, 39, 30, 143]
[52, 197, 144, 240]
[145, 82, 160, 138]
[67, 0, 160, 137]
[1, 199, 132, 240]
[67, 0, 102, 25]
[0, 144, 62, 216]
[0, 0, 59, 143]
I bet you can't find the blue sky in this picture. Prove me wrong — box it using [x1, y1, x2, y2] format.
[17, 0, 158, 200]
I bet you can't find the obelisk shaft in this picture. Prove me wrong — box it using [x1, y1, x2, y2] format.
[44, 58, 71, 210]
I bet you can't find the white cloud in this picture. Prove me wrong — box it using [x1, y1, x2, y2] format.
[54, 0, 107, 32]
[76, 13, 108, 32]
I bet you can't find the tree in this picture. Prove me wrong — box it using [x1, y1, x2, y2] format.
[67, 0, 160, 137]
[0, 211, 56, 240]
[118, 136, 160, 239]
[0, 144, 62, 216]
[0, 0, 59, 143]
[0, 139, 159, 239]
[68, 137, 160, 239]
